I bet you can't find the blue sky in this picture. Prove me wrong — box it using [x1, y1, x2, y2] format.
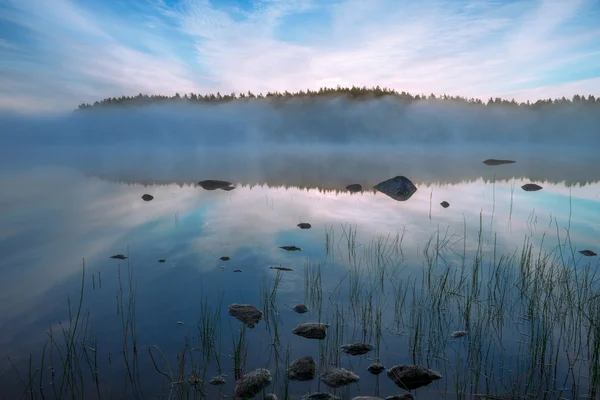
[0, 0, 599, 113]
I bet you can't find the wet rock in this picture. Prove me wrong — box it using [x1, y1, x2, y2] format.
[110, 254, 127, 260]
[521, 183, 542, 192]
[280, 246, 302, 251]
[320, 368, 360, 388]
[287, 356, 316, 381]
[235, 368, 272, 398]
[265, 394, 278, 400]
[233, 269, 243, 272]
[158, 259, 166, 263]
[228, 304, 263, 328]
[198, 180, 232, 190]
[483, 159, 516, 166]
[270, 266, 293, 271]
[298, 222, 312, 229]
[291, 304, 309, 313]
[141, 194, 154, 201]
[301, 394, 340, 400]
[209, 376, 226, 385]
[451, 330, 467, 339]
[220, 256, 230, 261]
[340, 343, 374, 356]
[292, 322, 329, 339]
[385, 396, 414, 400]
[580, 250, 597, 257]
[367, 363, 385, 375]
[373, 176, 417, 201]
[387, 364, 442, 391]
[346, 184, 363, 192]
[440, 201, 450, 208]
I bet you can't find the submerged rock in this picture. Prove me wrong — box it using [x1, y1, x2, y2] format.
[440, 201, 450, 208]
[228, 304, 263, 328]
[292, 322, 329, 339]
[483, 159, 516, 166]
[280, 245, 302, 251]
[301, 394, 340, 400]
[521, 183, 543, 192]
[320, 368, 360, 388]
[298, 222, 312, 229]
[346, 184, 363, 192]
[158, 259, 166, 263]
[270, 266, 293, 271]
[287, 356, 316, 381]
[209, 376, 226, 385]
[235, 368, 272, 398]
[451, 330, 467, 339]
[340, 343, 375, 356]
[367, 363, 385, 375]
[580, 250, 597, 257]
[233, 269, 243, 272]
[198, 180, 232, 190]
[387, 364, 442, 391]
[141, 194, 154, 201]
[373, 176, 417, 201]
[110, 254, 127, 260]
[291, 304, 309, 313]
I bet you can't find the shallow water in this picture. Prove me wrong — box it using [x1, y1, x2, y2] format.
[0, 146, 599, 399]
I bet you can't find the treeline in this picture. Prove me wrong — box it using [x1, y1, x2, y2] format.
[75, 85, 600, 111]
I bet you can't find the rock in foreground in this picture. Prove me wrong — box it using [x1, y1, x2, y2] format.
[235, 368, 272, 398]
[340, 343, 374, 356]
[228, 304, 263, 328]
[367, 363, 385, 375]
[320, 368, 360, 388]
[387, 364, 442, 391]
[374, 176, 417, 201]
[287, 356, 316, 381]
[292, 322, 329, 339]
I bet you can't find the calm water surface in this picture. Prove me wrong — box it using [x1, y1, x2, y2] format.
[0, 147, 598, 399]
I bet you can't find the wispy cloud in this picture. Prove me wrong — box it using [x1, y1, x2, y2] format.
[0, 0, 599, 113]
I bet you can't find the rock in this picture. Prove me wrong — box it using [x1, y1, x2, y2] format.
[110, 254, 127, 260]
[373, 176, 417, 201]
[233, 269, 243, 272]
[320, 368, 360, 388]
[292, 322, 329, 339]
[265, 394, 278, 400]
[387, 364, 442, 391]
[177, 321, 184, 325]
[158, 259, 166, 263]
[287, 356, 316, 381]
[367, 363, 385, 375]
[235, 368, 272, 398]
[220, 256, 230, 261]
[440, 201, 450, 208]
[580, 250, 597, 257]
[521, 183, 542, 192]
[483, 159, 516, 166]
[340, 343, 375, 356]
[198, 180, 232, 190]
[451, 330, 467, 338]
[291, 304, 309, 313]
[221, 186, 236, 191]
[228, 304, 263, 328]
[280, 245, 302, 251]
[188, 375, 202, 385]
[270, 266, 293, 271]
[346, 184, 363, 192]
[385, 396, 414, 400]
[141, 194, 154, 201]
[298, 222, 312, 229]
[301, 394, 340, 400]
[209, 376, 226, 385]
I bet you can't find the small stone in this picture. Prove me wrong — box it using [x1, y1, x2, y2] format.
[340, 343, 374, 356]
[440, 201, 450, 208]
[580, 250, 597, 257]
[345, 184, 363, 192]
[291, 304, 309, 313]
[521, 183, 542, 192]
[320, 368, 360, 388]
[298, 222, 312, 229]
[280, 245, 302, 251]
[220, 256, 230, 261]
[209, 376, 226, 385]
[483, 159, 516, 166]
[292, 322, 329, 339]
[141, 194, 154, 201]
[367, 363, 385, 375]
[451, 330, 467, 338]
[110, 254, 127, 260]
[387, 364, 442, 391]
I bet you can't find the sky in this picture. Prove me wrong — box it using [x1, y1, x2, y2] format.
[0, 0, 599, 113]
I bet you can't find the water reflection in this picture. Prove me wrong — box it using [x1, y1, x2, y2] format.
[0, 156, 599, 398]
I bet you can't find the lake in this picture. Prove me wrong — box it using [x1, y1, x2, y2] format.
[0, 144, 599, 400]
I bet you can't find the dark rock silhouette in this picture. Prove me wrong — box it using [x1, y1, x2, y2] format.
[291, 304, 309, 313]
[367, 363, 385, 375]
[235, 368, 272, 398]
[270, 266, 293, 271]
[387, 364, 442, 391]
[340, 343, 375, 356]
[110, 254, 127, 260]
[451, 330, 467, 338]
[158, 259, 166, 263]
[301, 394, 340, 400]
[222, 186, 236, 191]
[346, 184, 363, 192]
[228, 304, 263, 328]
[320, 368, 360, 388]
[233, 269, 243, 272]
[298, 222, 312, 229]
[483, 159, 516, 166]
[374, 176, 417, 201]
[521, 183, 543, 191]
[287, 356, 316, 381]
[141, 194, 154, 201]
[280, 245, 302, 251]
[209, 376, 226, 385]
[440, 201, 450, 208]
[198, 180, 232, 190]
[220, 256, 230, 261]
[292, 322, 329, 339]
[580, 250, 597, 256]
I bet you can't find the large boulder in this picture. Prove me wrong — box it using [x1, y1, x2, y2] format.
[373, 176, 417, 201]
